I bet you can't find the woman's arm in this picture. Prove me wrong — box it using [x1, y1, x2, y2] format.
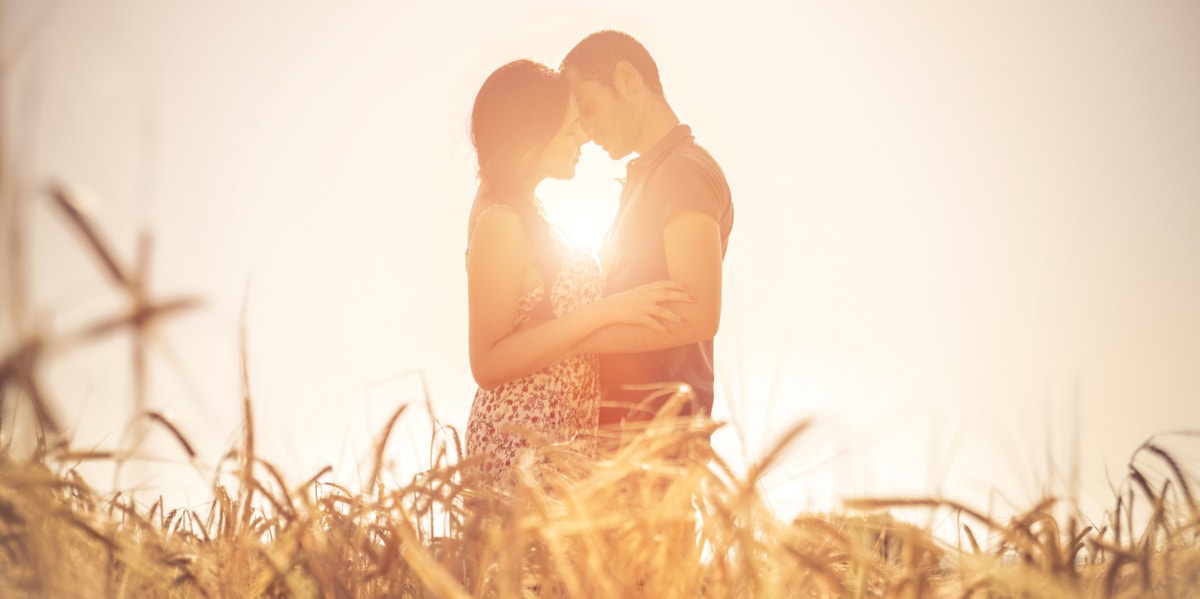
[467, 206, 689, 389]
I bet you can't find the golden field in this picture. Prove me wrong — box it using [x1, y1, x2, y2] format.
[2, 187, 1198, 598]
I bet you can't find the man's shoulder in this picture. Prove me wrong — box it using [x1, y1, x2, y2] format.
[662, 138, 723, 170]
[648, 133, 724, 181]
[647, 142, 730, 199]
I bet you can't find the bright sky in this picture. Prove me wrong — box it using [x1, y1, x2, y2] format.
[4, 0, 1199, 527]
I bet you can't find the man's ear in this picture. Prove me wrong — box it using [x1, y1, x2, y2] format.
[612, 61, 642, 98]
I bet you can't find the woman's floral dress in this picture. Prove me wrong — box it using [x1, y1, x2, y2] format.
[465, 231, 602, 495]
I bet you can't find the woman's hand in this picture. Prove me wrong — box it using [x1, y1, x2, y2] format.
[597, 280, 694, 334]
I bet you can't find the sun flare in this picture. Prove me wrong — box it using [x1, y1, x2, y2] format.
[537, 143, 626, 257]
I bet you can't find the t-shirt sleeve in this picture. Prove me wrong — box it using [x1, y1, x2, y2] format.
[648, 153, 727, 227]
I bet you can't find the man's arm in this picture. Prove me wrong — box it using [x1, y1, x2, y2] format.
[575, 211, 723, 354]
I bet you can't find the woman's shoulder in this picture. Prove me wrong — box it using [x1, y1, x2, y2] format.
[468, 186, 521, 228]
[466, 203, 534, 268]
[468, 203, 523, 239]
[471, 201, 519, 221]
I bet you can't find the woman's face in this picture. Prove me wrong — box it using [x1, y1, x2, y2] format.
[534, 93, 587, 181]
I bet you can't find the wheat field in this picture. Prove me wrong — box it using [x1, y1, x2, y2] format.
[2, 187, 1199, 598]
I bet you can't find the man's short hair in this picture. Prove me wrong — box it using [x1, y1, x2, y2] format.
[561, 30, 664, 96]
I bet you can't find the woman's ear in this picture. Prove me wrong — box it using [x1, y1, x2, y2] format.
[612, 60, 642, 98]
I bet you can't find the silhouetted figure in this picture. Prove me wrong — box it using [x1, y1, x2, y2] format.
[563, 31, 734, 435]
[463, 59, 691, 493]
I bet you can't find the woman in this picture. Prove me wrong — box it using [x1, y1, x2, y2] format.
[464, 59, 690, 493]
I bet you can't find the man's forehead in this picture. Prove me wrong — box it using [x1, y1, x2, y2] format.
[563, 68, 588, 87]
[564, 68, 606, 91]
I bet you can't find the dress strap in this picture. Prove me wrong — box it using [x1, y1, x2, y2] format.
[465, 204, 518, 267]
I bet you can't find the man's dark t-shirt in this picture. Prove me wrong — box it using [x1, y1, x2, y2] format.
[598, 124, 733, 427]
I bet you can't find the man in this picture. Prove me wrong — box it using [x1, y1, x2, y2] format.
[563, 31, 734, 432]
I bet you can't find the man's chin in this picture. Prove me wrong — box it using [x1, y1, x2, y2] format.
[605, 146, 632, 160]
[550, 166, 578, 181]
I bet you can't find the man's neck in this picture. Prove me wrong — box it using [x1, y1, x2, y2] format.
[633, 100, 680, 156]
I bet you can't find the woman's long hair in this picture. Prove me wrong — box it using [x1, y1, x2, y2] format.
[470, 59, 568, 319]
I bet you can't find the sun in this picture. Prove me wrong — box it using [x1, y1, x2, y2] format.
[536, 143, 627, 257]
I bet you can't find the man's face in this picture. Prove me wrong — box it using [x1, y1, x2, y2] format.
[564, 67, 636, 160]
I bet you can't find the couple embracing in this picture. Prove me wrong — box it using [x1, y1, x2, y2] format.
[464, 31, 734, 493]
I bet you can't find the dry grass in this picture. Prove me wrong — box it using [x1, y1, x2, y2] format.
[2, 183, 1199, 597]
[1, 404, 1197, 598]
